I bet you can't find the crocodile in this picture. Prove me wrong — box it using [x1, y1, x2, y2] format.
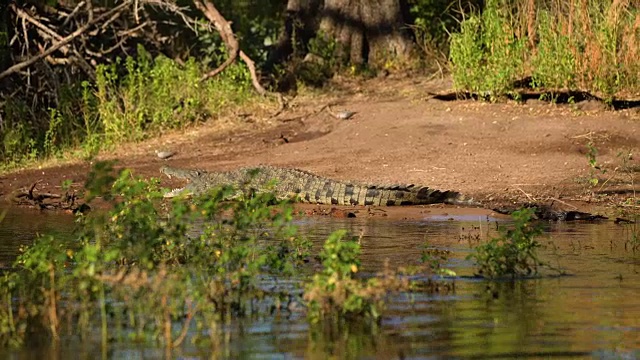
[161, 166, 478, 206]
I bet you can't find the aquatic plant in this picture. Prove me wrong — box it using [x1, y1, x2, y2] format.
[304, 230, 384, 322]
[0, 162, 453, 355]
[468, 208, 544, 278]
[0, 162, 310, 352]
[305, 231, 454, 323]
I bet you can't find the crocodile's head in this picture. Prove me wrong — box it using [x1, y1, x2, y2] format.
[161, 166, 203, 198]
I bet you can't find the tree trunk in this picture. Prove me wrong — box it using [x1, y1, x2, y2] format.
[263, 0, 322, 73]
[319, 0, 413, 66]
[272, 0, 413, 70]
[0, 1, 9, 72]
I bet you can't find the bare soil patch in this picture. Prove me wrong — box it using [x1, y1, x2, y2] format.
[2, 75, 639, 219]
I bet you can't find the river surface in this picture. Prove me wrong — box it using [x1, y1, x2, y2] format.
[1, 207, 639, 359]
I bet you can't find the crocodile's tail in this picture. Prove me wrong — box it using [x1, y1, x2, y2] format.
[269, 173, 477, 206]
[349, 185, 479, 207]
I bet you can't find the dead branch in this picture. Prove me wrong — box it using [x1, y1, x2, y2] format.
[239, 50, 267, 96]
[192, 0, 284, 114]
[61, 1, 86, 28]
[28, 180, 41, 199]
[0, 1, 136, 81]
[14, 5, 96, 79]
[1, 1, 94, 80]
[143, 0, 200, 32]
[193, 0, 239, 81]
[2, 0, 268, 130]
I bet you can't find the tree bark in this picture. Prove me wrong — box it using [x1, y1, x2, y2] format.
[264, 0, 322, 73]
[320, 0, 412, 66]
[275, 0, 413, 69]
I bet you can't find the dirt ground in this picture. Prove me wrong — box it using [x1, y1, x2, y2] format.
[2, 75, 639, 219]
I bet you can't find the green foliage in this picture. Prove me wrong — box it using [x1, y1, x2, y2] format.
[304, 231, 454, 323]
[621, 217, 640, 252]
[468, 208, 545, 279]
[450, 0, 640, 100]
[0, 45, 258, 170]
[449, 16, 485, 92]
[305, 230, 382, 322]
[449, 0, 526, 99]
[44, 109, 63, 158]
[294, 33, 339, 87]
[1, 101, 39, 164]
[196, 0, 284, 65]
[0, 162, 310, 349]
[409, 0, 452, 45]
[94, 45, 253, 144]
[408, 0, 484, 67]
[420, 242, 457, 277]
[530, 11, 576, 91]
[586, 141, 607, 187]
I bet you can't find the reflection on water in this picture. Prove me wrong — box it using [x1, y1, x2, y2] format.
[1, 207, 639, 359]
[0, 207, 76, 268]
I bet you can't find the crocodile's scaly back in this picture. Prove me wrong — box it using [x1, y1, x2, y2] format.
[161, 166, 477, 206]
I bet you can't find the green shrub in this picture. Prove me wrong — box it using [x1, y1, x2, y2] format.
[0, 45, 259, 171]
[94, 46, 255, 144]
[468, 208, 544, 279]
[0, 162, 310, 349]
[304, 230, 384, 322]
[449, 0, 527, 99]
[450, 0, 640, 100]
[530, 11, 577, 91]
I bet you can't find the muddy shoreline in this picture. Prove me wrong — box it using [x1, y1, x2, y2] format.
[1, 76, 638, 218]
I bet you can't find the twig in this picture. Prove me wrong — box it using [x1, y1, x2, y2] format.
[193, 0, 284, 115]
[276, 102, 329, 122]
[547, 197, 578, 210]
[597, 173, 616, 193]
[269, 92, 288, 118]
[619, 204, 640, 208]
[570, 131, 594, 139]
[61, 1, 86, 28]
[515, 187, 536, 202]
[134, 0, 140, 24]
[116, 21, 149, 37]
[28, 180, 41, 199]
[142, 0, 200, 32]
[1, 2, 94, 80]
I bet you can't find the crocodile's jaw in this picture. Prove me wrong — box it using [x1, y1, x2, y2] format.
[163, 186, 193, 198]
[162, 168, 197, 198]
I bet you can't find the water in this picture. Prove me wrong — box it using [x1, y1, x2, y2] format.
[0, 208, 76, 269]
[1, 207, 639, 359]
